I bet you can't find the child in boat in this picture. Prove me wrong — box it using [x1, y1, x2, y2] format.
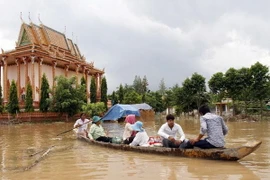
[187, 104, 229, 149]
[88, 116, 113, 143]
[123, 114, 136, 144]
[129, 121, 150, 147]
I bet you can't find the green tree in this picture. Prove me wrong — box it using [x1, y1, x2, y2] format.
[118, 84, 124, 103]
[145, 92, 165, 113]
[82, 102, 106, 117]
[111, 91, 118, 105]
[40, 74, 50, 112]
[81, 76, 87, 103]
[132, 75, 148, 95]
[158, 78, 166, 96]
[7, 80, 19, 114]
[90, 76, 97, 103]
[190, 73, 208, 109]
[142, 75, 148, 93]
[81, 76, 86, 86]
[208, 72, 226, 102]
[224, 68, 242, 101]
[250, 62, 270, 117]
[250, 62, 270, 101]
[101, 76, 108, 110]
[163, 89, 174, 114]
[52, 76, 85, 117]
[133, 75, 142, 94]
[123, 90, 142, 104]
[25, 83, 34, 112]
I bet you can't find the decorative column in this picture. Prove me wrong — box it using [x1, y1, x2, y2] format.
[82, 66, 86, 80]
[23, 57, 28, 87]
[31, 56, 35, 100]
[96, 73, 100, 101]
[86, 70, 90, 103]
[52, 61, 57, 88]
[65, 64, 69, 77]
[15, 58, 21, 99]
[39, 58, 43, 95]
[76, 64, 80, 86]
[2, 56, 7, 102]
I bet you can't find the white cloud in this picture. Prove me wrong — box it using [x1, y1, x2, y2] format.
[1, 0, 270, 93]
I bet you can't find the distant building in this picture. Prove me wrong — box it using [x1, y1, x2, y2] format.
[214, 98, 233, 116]
[0, 22, 104, 108]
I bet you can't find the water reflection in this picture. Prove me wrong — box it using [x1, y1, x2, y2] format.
[0, 118, 269, 179]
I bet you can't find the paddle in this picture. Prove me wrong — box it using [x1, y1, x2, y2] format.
[56, 120, 92, 136]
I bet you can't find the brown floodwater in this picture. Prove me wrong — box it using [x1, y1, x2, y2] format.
[0, 116, 269, 180]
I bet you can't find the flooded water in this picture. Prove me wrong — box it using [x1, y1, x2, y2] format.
[0, 116, 269, 180]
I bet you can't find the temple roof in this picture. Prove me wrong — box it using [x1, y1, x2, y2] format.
[17, 22, 82, 59]
[0, 22, 104, 75]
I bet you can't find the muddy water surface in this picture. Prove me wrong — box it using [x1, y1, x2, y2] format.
[0, 117, 269, 180]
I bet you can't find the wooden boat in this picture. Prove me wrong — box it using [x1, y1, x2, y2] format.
[77, 136, 262, 161]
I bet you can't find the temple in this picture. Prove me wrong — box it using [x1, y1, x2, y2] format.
[0, 22, 104, 108]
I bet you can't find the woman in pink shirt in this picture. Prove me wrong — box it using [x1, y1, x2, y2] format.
[122, 114, 136, 144]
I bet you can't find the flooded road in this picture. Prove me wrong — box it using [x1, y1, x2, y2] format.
[0, 117, 269, 180]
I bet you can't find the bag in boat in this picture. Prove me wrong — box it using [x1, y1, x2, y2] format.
[112, 137, 123, 144]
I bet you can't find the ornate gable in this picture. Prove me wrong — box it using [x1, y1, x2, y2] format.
[18, 27, 31, 46]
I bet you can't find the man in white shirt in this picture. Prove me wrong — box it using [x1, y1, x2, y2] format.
[158, 114, 187, 148]
[74, 113, 91, 138]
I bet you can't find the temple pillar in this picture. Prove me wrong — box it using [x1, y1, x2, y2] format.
[76, 64, 80, 86]
[23, 57, 28, 87]
[39, 58, 43, 95]
[86, 70, 90, 103]
[65, 64, 69, 77]
[15, 58, 21, 100]
[31, 56, 35, 100]
[2, 56, 7, 102]
[52, 61, 57, 88]
[96, 73, 100, 101]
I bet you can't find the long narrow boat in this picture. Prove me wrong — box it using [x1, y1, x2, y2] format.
[77, 136, 262, 161]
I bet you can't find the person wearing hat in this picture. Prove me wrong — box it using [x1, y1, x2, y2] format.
[74, 113, 91, 138]
[129, 121, 149, 147]
[88, 116, 113, 143]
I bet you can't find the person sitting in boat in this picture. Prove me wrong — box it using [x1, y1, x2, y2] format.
[123, 114, 136, 144]
[74, 113, 91, 138]
[187, 104, 229, 149]
[129, 121, 150, 147]
[158, 114, 188, 148]
[88, 116, 113, 143]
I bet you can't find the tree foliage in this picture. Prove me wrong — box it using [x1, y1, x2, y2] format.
[52, 76, 86, 117]
[90, 76, 97, 103]
[7, 80, 19, 114]
[80, 76, 87, 103]
[101, 76, 108, 110]
[123, 90, 142, 104]
[118, 84, 124, 103]
[82, 102, 106, 117]
[250, 62, 270, 101]
[111, 91, 118, 105]
[145, 92, 165, 113]
[158, 78, 166, 96]
[208, 72, 226, 102]
[25, 83, 34, 112]
[40, 74, 50, 112]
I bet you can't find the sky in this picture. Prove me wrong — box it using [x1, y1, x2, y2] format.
[1, 0, 270, 93]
